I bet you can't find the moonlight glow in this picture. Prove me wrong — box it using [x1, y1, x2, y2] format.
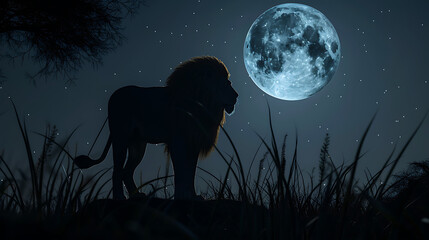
[243, 3, 341, 100]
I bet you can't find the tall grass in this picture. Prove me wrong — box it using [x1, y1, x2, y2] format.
[0, 101, 111, 215]
[197, 106, 428, 239]
[1, 102, 428, 239]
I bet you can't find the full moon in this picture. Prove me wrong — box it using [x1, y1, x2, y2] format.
[243, 3, 341, 101]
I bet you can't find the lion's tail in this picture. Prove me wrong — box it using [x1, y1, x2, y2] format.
[74, 135, 112, 169]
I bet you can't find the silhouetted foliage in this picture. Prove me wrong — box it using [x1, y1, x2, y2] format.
[0, 0, 142, 81]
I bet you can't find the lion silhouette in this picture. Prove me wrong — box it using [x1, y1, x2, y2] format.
[74, 56, 238, 200]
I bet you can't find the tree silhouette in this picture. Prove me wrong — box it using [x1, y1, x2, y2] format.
[0, 0, 142, 81]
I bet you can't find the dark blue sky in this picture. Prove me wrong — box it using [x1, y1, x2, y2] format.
[1, 0, 428, 193]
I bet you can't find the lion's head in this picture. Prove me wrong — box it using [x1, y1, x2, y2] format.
[165, 56, 238, 157]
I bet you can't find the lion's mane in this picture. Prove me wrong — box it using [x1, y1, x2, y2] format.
[165, 56, 229, 158]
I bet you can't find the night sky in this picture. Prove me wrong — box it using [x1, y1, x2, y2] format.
[1, 0, 429, 192]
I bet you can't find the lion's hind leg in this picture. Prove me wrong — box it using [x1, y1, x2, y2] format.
[112, 141, 127, 200]
[124, 141, 147, 197]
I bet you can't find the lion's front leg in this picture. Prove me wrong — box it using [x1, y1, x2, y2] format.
[170, 137, 200, 200]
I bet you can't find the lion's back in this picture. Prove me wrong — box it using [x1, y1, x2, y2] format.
[108, 86, 170, 112]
